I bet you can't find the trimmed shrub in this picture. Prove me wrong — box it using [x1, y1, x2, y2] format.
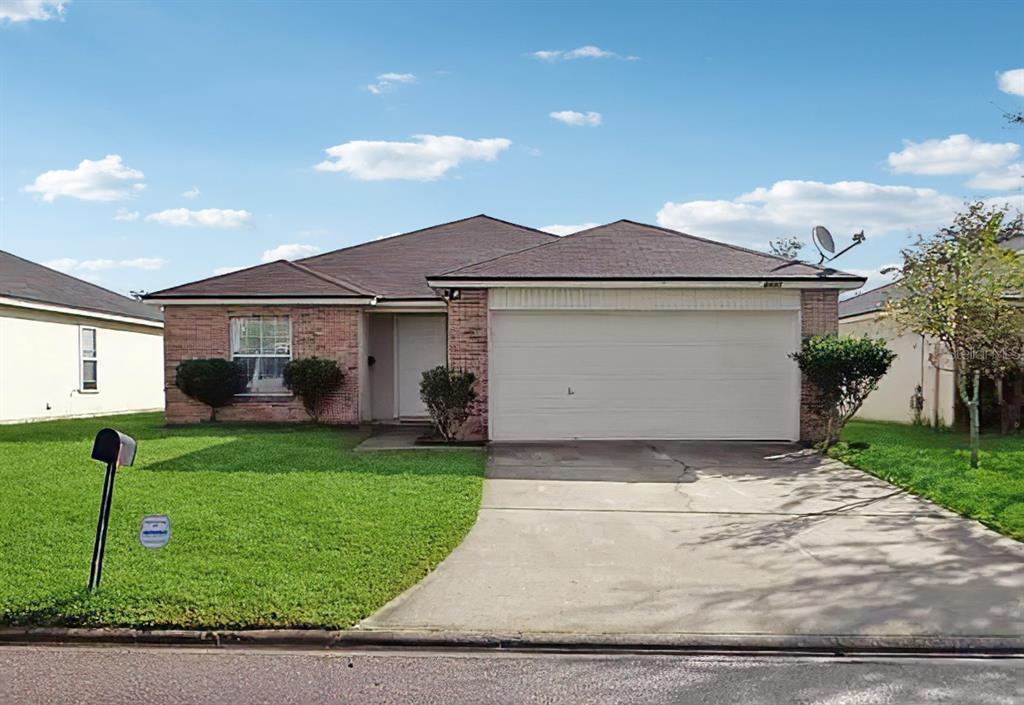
[175, 358, 247, 421]
[283, 357, 345, 422]
[790, 335, 896, 448]
[420, 366, 477, 441]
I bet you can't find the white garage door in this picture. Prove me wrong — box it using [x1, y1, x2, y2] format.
[490, 310, 800, 441]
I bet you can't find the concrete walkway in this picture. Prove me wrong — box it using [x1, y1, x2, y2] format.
[361, 442, 1024, 639]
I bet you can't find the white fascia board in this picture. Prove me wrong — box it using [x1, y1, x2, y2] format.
[152, 297, 376, 306]
[426, 279, 866, 291]
[0, 296, 164, 328]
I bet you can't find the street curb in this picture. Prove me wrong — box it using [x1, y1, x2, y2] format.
[1, 627, 1022, 656]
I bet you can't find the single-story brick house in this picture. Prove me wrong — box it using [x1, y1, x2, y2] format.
[146, 215, 864, 442]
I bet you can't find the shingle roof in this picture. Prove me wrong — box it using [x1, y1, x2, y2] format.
[0, 250, 163, 323]
[838, 281, 903, 319]
[295, 215, 557, 298]
[146, 260, 372, 299]
[432, 220, 864, 281]
[147, 215, 557, 300]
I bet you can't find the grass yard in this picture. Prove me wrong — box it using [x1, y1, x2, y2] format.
[0, 413, 484, 629]
[832, 421, 1024, 541]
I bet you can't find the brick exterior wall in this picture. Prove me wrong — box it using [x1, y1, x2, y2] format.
[446, 289, 489, 440]
[799, 289, 840, 443]
[163, 305, 360, 425]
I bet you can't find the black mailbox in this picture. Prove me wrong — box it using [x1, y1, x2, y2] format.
[91, 428, 137, 468]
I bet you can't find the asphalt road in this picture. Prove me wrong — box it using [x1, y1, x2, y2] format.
[0, 645, 1021, 705]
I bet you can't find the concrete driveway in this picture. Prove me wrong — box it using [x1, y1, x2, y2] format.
[361, 442, 1024, 640]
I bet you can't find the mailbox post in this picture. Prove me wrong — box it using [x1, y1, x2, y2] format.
[88, 428, 137, 592]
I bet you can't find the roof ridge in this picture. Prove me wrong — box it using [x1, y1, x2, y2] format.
[435, 225, 575, 276]
[286, 260, 376, 296]
[615, 219, 836, 272]
[297, 214, 557, 266]
[1, 249, 160, 318]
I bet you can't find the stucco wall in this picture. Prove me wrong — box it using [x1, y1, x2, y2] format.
[840, 314, 955, 426]
[0, 305, 164, 423]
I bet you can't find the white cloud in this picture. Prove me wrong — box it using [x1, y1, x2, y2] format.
[656, 180, 961, 248]
[540, 222, 600, 236]
[887, 134, 1019, 175]
[549, 110, 602, 127]
[530, 45, 631, 61]
[44, 257, 165, 273]
[24, 155, 145, 203]
[315, 134, 511, 181]
[367, 72, 416, 95]
[997, 68, 1024, 97]
[113, 208, 140, 222]
[0, 0, 67, 22]
[145, 208, 252, 228]
[565, 45, 615, 59]
[182, 185, 201, 199]
[213, 265, 246, 276]
[260, 244, 321, 262]
[968, 163, 1024, 191]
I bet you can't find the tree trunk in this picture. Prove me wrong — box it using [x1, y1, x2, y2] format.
[957, 369, 982, 469]
[209, 405, 217, 423]
[970, 370, 981, 468]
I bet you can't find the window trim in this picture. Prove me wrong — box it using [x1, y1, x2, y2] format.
[80, 325, 98, 393]
[230, 315, 293, 397]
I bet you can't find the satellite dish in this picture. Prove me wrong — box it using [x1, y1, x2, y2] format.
[809, 225, 864, 266]
[812, 225, 835, 254]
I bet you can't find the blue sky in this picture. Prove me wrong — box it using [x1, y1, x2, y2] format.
[1, 0, 1022, 296]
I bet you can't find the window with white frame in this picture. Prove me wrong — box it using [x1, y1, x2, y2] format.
[80, 327, 98, 391]
[230, 316, 292, 394]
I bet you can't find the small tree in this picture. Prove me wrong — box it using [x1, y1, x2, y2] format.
[283, 357, 345, 422]
[790, 335, 896, 449]
[175, 358, 247, 422]
[768, 236, 804, 260]
[419, 366, 477, 441]
[886, 203, 1024, 467]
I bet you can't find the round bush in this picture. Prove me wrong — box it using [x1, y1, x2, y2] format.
[283, 357, 345, 422]
[175, 358, 248, 421]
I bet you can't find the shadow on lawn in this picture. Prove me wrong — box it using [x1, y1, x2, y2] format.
[0, 420, 334, 445]
[141, 438, 482, 477]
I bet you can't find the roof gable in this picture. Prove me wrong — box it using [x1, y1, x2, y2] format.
[434, 220, 860, 281]
[0, 250, 163, 322]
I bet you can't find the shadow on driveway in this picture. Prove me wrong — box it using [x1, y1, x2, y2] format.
[361, 441, 1024, 639]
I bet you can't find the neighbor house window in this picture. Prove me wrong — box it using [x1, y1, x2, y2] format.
[80, 327, 98, 391]
[230, 316, 292, 395]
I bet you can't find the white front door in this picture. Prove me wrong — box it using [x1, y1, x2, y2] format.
[490, 310, 800, 441]
[396, 314, 447, 418]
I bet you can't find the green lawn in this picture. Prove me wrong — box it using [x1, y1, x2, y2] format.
[0, 413, 484, 629]
[831, 421, 1024, 541]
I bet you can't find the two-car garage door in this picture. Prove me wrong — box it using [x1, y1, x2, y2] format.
[489, 308, 800, 441]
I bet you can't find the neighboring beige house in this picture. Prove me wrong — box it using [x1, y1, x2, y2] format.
[839, 283, 955, 427]
[840, 234, 1024, 428]
[0, 250, 164, 423]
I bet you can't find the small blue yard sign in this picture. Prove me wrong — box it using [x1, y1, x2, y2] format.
[139, 515, 171, 549]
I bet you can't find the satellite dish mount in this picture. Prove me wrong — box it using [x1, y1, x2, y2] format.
[811, 225, 865, 266]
